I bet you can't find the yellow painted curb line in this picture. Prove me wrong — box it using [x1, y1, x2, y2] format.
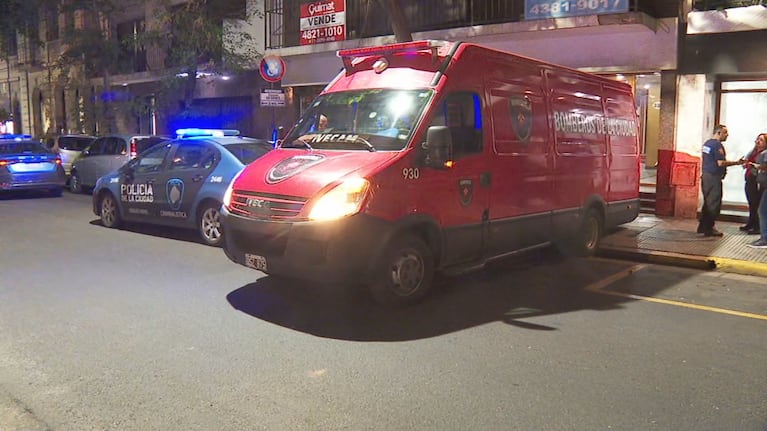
[600, 247, 767, 277]
[710, 257, 767, 277]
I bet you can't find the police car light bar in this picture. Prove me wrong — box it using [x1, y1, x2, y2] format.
[337, 40, 445, 74]
[176, 128, 240, 138]
[0, 134, 33, 141]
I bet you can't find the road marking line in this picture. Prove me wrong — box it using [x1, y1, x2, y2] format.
[586, 264, 767, 322]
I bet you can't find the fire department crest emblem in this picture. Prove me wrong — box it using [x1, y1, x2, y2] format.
[459, 179, 473, 207]
[509, 95, 533, 143]
[266, 154, 325, 184]
[166, 178, 184, 210]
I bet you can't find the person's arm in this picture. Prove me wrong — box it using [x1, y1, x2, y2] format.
[718, 158, 745, 167]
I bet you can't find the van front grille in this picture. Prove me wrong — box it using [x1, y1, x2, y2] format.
[228, 190, 307, 220]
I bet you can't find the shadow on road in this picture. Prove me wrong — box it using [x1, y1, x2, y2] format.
[226, 250, 645, 341]
[0, 190, 62, 200]
[88, 219, 203, 245]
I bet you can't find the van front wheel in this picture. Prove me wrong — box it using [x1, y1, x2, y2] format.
[369, 234, 434, 306]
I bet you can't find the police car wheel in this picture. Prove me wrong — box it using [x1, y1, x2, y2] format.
[369, 234, 434, 305]
[69, 172, 82, 194]
[99, 193, 122, 229]
[199, 203, 223, 246]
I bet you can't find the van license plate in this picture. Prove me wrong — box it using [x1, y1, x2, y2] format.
[245, 253, 268, 271]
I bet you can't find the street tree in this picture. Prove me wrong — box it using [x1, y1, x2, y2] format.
[140, 0, 262, 118]
[377, 0, 412, 42]
[54, 0, 135, 134]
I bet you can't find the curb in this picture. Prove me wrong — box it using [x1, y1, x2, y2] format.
[597, 247, 715, 270]
[598, 246, 767, 277]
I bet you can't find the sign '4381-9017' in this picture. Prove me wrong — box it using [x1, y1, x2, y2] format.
[525, 0, 628, 20]
[300, 0, 346, 45]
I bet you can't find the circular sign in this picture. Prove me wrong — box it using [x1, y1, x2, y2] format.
[259, 55, 286, 83]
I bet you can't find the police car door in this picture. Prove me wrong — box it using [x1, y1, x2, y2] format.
[158, 141, 217, 224]
[120, 142, 171, 221]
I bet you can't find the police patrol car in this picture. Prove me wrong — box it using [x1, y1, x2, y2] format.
[92, 129, 273, 246]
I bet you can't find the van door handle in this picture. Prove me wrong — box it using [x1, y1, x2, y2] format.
[480, 172, 491, 187]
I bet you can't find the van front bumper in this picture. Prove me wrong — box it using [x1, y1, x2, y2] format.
[221, 208, 393, 283]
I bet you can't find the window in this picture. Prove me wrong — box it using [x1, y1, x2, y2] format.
[170, 143, 214, 170]
[87, 138, 106, 155]
[134, 143, 171, 174]
[103, 138, 124, 156]
[428, 92, 483, 158]
[46, 8, 60, 41]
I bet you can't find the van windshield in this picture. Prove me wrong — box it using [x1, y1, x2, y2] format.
[282, 89, 433, 151]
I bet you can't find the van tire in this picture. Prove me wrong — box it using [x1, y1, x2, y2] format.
[198, 202, 223, 246]
[99, 192, 122, 229]
[369, 234, 434, 306]
[570, 208, 603, 257]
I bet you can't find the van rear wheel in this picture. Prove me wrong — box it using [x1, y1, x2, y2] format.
[571, 208, 603, 256]
[369, 234, 434, 306]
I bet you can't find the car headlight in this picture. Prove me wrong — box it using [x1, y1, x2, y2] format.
[223, 168, 245, 208]
[309, 177, 370, 221]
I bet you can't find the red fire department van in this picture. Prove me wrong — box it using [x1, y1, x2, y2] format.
[221, 40, 640, 304]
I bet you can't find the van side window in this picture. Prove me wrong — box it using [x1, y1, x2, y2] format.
[428, 92, 483, 158]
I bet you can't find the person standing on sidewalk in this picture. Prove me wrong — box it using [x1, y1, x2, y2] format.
[741, 133, 767, 234]
[697, 124, 745, 237]
[747, 136, 767, 248]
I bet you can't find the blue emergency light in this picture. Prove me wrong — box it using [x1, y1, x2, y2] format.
[175, 128, 240, 138]
[0, 134, 33, 141]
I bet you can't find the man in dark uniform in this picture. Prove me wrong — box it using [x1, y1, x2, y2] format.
[698, 124, 744, 236]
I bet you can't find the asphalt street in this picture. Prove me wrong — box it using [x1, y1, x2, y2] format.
[0, 191, 765, 430]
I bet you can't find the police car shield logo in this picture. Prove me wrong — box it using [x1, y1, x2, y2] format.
[459, 179, 473, 207]
[266, 154, 325, 184]
[509, 96, 533, 143]
[166, 179, 184, 210]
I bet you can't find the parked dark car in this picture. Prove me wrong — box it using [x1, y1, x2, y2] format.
[92, 129, 273, 246]
[70, 134, 168, 194]
[0, 134, 66, 196]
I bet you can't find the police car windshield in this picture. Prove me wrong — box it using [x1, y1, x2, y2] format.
[282, 89, 432, 151]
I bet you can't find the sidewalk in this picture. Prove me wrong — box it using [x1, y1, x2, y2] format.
[598, 214, 767, 277]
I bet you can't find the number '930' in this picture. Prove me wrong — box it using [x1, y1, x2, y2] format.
[402, 168, 420, 180]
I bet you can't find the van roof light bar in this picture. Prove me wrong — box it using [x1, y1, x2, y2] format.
[337, 40, 445, 74]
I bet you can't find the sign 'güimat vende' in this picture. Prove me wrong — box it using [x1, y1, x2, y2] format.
[300, 0, 346, 46]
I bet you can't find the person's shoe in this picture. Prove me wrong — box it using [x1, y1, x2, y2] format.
[703, 229, 724, 237]
[740, 225, 751, 231]
[746, 239, 767, 248]
[747, 228, 760, 235]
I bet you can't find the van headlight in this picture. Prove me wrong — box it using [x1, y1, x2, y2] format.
[309, 177, 370, 221]
[223, 168, 244, 208]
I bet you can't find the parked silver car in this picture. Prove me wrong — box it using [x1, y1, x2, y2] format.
[48, 134, 95, 178]
[69, 134, 168, 194]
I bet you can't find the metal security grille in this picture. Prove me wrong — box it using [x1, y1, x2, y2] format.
[265, 0, 671, 49]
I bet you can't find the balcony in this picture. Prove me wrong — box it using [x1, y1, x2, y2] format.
[265, 0, 678, 49]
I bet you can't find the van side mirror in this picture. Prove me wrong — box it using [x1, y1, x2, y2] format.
[420, 126, 451, 169]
